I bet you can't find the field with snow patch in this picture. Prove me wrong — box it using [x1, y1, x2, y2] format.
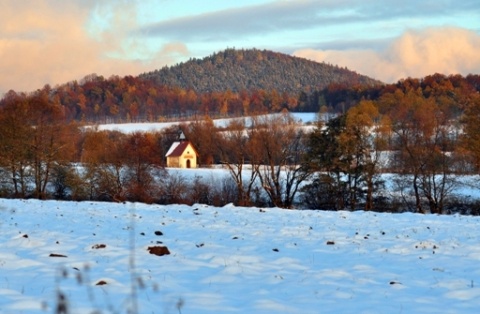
[2, 198, 480, 313]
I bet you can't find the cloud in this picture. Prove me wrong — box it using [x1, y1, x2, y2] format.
[0, 0, 174, 94]
[135, 0, 478, 42]
[135, 1, 322, 41]
[293, 27, 480, 83]
[135, 0, 396, 41]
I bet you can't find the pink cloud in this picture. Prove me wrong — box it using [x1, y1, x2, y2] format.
[294, 27, 480, 83]
[0, 0, 179, 94]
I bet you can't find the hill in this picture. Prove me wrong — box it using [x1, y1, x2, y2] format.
[140, 48, 382, 94]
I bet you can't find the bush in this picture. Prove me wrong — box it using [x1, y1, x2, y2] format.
[51, 165, 89, 201]
[157, 173, 188, 204]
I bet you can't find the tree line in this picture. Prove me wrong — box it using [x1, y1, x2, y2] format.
[25, 75, 301, 123]
[302, 74, 480, 214]
[0, 92, 309, 207]
[2, 70, 478, 126]
[1, 73, 480, 213]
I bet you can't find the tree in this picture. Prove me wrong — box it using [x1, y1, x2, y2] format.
[388, 88, 458, 214]
[183, 116, 219, 166]
[304, 102, 385, 211]
[0, 90, 81, 199]
[343, 100, 385, 210]
[250, 113, 312, 208]
[217, 119, 259, 206]
[122, 132, 165, 203]
[81, 130, 126, 201]
[460, 93, 480, 211]
[0, 91, 31, 197]
[462, 94, 480, 170]
[50, 164, 87, 200]
[158, 173, 188, 204]
[299, 174, 339, 210]
[305, 115, 352, 210]
[27, 90, 70, 199]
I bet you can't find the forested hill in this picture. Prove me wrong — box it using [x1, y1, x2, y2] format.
[0, 47, 384, 123]
[140, 48, 382, 94]
[18, 49, 480, 125]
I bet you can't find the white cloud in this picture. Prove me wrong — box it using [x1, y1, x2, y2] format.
[294, 27, 480, 83]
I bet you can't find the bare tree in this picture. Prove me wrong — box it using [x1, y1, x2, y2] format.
[158, 173, 188, 204]
[217, 119, 259, 206]
[250, 113, 312, 208]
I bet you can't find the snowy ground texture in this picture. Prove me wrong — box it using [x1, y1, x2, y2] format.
[2, 199, 480, 313]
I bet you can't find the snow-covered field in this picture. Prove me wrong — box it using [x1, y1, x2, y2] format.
[96, 112, 319, 133]
[2, 198, 480, 313]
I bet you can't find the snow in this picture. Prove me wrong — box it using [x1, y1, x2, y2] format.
[96, 121, 180, 133]
[2, 197, 480, 313]
[165, 141, 181, 157]
[96, 113, 319, 133]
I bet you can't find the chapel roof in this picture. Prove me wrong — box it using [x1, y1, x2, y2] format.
[165, 141, 198, 158]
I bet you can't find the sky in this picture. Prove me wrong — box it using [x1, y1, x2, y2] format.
[1, 0, 480, 95]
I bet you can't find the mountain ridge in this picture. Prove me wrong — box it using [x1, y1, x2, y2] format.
[140, 48, 382, 94]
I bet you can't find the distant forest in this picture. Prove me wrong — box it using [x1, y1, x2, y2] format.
[0, 49, 387, 123]
[3, 48, 479, 124]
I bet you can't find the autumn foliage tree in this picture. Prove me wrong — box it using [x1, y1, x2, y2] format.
[0, 89, 74, 199]
[343, 100, 386, 210]
[380, 86, 459, 213]
[462, 94, 480, 171]
[303, 100, 388, 211]
[81, 130, 126, 201]
[182, 116, 220, 166]
[0, 91, 31, 197]
[28, 90, 72, 199]
[122, 132, 165, 203]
